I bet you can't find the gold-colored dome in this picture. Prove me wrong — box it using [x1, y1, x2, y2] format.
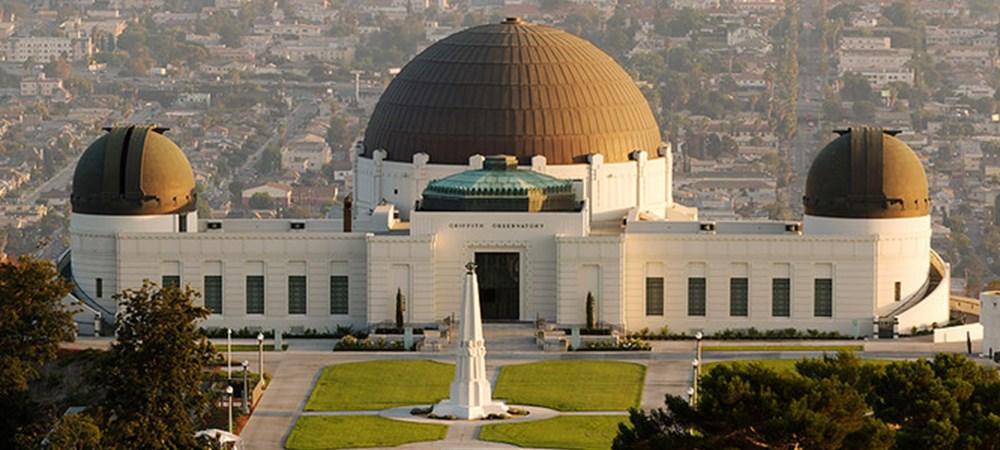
[804, 127, 930, 219]
[363, 18, 662, 165]
[72, 126, 197, 216]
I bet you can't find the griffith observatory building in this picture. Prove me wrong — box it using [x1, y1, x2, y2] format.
[63, 19, 949, 338]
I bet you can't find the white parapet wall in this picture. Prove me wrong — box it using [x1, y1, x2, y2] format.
[933, 323, 983, 343]
[981, 291, 1000, 357]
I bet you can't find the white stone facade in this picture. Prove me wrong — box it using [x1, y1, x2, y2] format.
[981, 292, 1000, 358]
[68, 174, 950, 337]
[66, 131, 949, 338]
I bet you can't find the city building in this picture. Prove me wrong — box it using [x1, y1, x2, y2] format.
[3, 36, 93, 62]
[839, 36, 891, 51]
[281, 132, 332, 172]
[63, 20, 950, 338]
[20, 73, 71, 102]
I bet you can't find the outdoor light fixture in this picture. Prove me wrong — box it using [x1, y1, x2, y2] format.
[257, 332, 265, 378]
[225, 385, 234, 433]
[241, 360, 250, 414]
[226, 328, 233, 380]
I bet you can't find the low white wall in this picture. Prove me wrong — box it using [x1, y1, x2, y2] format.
[933, 323, 983, 343]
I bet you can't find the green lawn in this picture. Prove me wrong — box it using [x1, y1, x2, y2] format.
[304, 360, 453, 411]
[703, 358, 893, 373]
[285, 416, 447, 450]
[703, 345, 863, 352]
[480, 415, 626, 450]
[493, 360, 645, 411]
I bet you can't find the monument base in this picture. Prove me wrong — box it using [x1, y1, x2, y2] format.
[431, 399, 508, 420]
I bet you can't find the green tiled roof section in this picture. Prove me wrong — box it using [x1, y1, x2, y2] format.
[425, 169, 574, 196]
[420, 157, 581, 212]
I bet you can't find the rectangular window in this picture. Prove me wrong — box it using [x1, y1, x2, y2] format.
[688, 277, 706, 316]
[815, 278, 833, 317]
[96, 278, 102, 298]
[730, 278, 748, 317]
[330, 276, 349, 315]
[645, 277, 664, 316]
[179, 214, 187, 232]
[772, 278, 791, 317]
[246, 275, 265, 314]
[162, 275, 180, 288]
[288, 275, 307, 314]
[204, 275, 222, 314]
[894, 281, 901, 302]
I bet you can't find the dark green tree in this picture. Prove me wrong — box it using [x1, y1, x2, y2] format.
[248, 192, 275, 210]
[95, 282, 214, 450]
[615, 359, 884, 449]
[841, 72, 876, 102]
[0, 257, 76, 447]
[395, 288, 405, 329]
[882, 0, 917, 28]
[257, 143, 282, 175]
[585, 291, 596, 329]
[0, 256, 76, 397]
[47, 414, 102, 450]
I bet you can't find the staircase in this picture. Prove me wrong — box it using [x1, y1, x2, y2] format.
[483, 323, 538, 352]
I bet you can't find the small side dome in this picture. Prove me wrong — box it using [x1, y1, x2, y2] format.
[419, 155, 580, 212]
[72, 126, 197, 216]
[804, 127, 930, 219]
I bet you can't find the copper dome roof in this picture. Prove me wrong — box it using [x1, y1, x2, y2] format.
[72, 126, 197, 216]
[804, 127, 930, 219]
[363, 18, 662, 165]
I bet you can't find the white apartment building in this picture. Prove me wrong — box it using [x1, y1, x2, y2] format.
[3, 36, 92, 62]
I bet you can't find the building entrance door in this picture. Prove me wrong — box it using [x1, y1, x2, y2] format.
[475, 252, 520, 321]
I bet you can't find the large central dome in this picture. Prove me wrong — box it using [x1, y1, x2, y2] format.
[363, 18, 662, 165]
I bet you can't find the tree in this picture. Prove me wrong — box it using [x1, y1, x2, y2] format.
[257, 143, 282, 175]
[617, 353, 1000, 450]
[585, 292, 596, 329]
[395, 288, 405, 329]
[45, 57, 72, 80]
[852, 100, 877, 122]
[0, 256, 76, 397]
[0, 257, 76, 448]
[247, 192, 275, 210]
[615, 358, 885, 450]
[95, 282, 214, 449]
[47, 414, 102, 450]
[882, 1, 917, 28]
[841, 72, 876, 102]
[326, 102, 353, 154]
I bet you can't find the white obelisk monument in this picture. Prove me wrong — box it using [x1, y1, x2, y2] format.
[432, 262, 508, 419]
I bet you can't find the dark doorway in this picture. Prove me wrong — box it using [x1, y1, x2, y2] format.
[475, 252, 520, 321]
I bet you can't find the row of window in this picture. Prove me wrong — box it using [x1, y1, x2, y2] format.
[98, 275, 350, 316]
[645, 277, 833, 318]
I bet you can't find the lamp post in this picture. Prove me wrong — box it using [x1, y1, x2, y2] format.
[241, 360, 250, 414]
[694, 331, 703, 367]
[226, 328, 232, 380]
[257, 332, 265, 379]
[225, 385, 234, 433]
[686, 386, 695, 405]
[691, 359, 700, 405]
